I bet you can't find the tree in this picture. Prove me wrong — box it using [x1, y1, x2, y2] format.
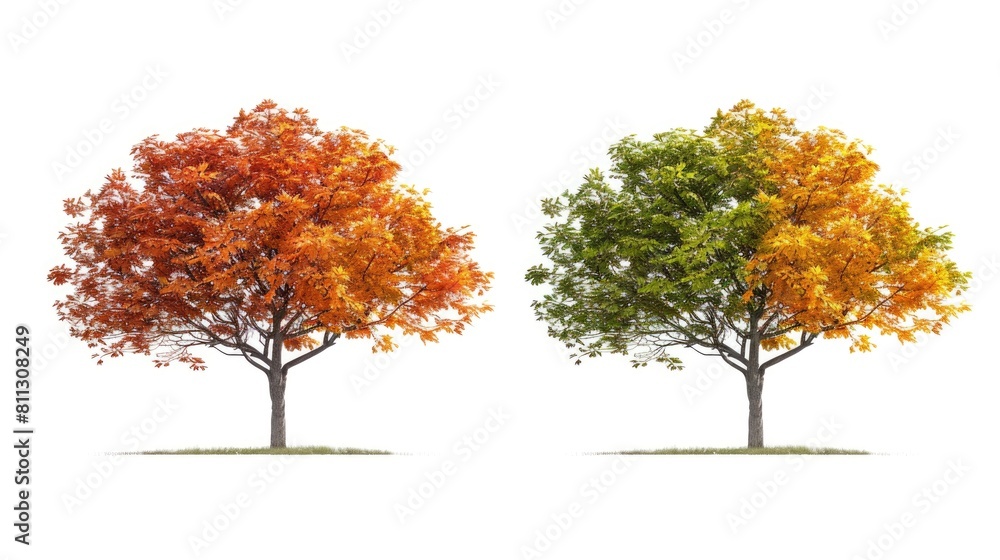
[49, 100, 493, 448]
[526, 100, 969, 448]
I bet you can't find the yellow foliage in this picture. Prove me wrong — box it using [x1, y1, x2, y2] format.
[744, 126, 968, 351]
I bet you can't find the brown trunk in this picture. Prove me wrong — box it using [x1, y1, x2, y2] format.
[746, 313, 764, 448]
[268, 327, 287, 449]
[268, 370, 286, 448]
[745, 367, 764, 448]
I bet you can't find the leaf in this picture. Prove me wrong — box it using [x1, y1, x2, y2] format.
[528, 100, 969, 373]
[48, 100, 493, 371]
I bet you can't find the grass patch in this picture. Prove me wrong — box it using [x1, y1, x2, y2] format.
[132, 446, 392, 455]
[602, 446, 869, 455]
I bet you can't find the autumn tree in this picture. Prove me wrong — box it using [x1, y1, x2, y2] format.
[526, 100, 969, 448]
[49, 100, 492, 448]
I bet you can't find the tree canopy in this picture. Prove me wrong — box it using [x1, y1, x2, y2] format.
[49, 100, 493, 447]
[50, 100, 493, 372]
[526, 100, 969, 446]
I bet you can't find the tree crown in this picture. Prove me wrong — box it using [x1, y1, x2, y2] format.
[50, 100, 493, 371]
[526, 100, 969, 370]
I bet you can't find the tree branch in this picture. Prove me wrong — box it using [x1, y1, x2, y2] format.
[281, 331, 341, 374]
[760, 332, 818, 371]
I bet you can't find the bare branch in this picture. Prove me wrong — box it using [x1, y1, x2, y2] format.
[281, 331, 341, 374]
[760, 332, 818, 371]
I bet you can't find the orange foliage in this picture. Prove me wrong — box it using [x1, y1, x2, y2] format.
[49, 100, 492, 369]
[745, 125, 969, 351]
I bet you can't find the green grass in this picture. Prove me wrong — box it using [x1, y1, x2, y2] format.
[602, 446, 869, 455]
[126, 445, 869, 456]
[132, 446, 392, 455]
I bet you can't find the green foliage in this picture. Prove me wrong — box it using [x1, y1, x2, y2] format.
[526, 128, 768, 369]
[526, 101, 968, 372]
[529, 101, 969, 449]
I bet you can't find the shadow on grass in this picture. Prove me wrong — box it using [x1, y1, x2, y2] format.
[123, 446, 393, 456]
[596, 446, 869, 455]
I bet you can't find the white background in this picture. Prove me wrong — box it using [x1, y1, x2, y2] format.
[2, 0, 999, 558]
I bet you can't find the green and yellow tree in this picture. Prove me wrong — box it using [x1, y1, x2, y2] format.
[527, 100, 969, 447]
[49, 100, 493, 448]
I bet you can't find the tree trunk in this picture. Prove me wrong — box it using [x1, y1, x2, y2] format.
[745, 367, 764, 448]
[746, 313, 764, 449]
[268, 370, 287, 448]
